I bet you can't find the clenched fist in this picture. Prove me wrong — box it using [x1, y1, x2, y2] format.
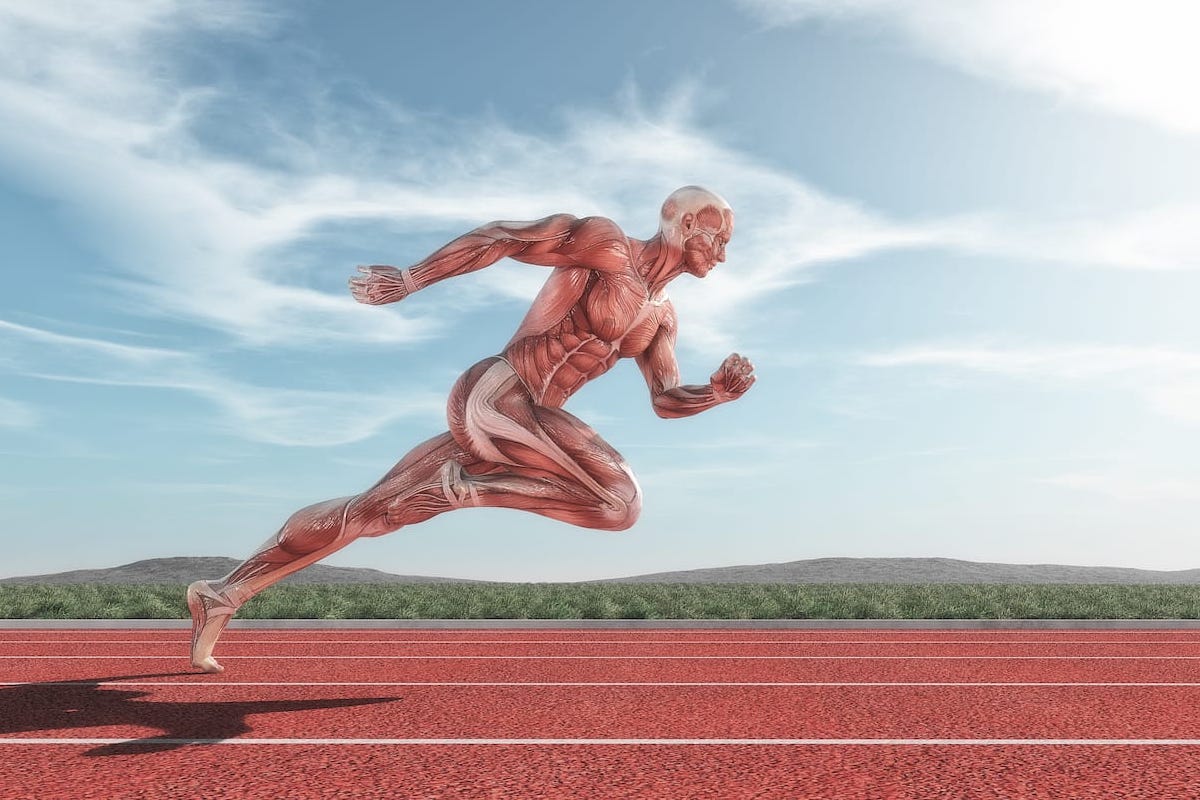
[710, 352, 755, 402]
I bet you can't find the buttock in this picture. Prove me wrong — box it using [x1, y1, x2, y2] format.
[445, 356, 615, 497]
[447, 357, 536, 462]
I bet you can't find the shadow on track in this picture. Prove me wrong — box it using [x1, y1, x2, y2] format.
[0, 671, 402, 755]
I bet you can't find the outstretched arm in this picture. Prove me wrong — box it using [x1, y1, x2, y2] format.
[636, 306, 756, 419]
[350, 214, 627, 305]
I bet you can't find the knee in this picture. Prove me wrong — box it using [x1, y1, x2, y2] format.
[597, 480, 642, 532]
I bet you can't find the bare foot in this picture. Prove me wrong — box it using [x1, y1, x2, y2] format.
[187, 580, 237, 674]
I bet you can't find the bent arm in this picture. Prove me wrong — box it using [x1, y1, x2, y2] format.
[637, 306, 756, 419]
[351, 215, 628, 305]
[636, 309, 722, 419]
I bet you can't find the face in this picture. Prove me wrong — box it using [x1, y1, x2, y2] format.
[680, 207, 732, 278]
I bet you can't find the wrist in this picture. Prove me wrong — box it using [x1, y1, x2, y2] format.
[400, 267, 420, 295]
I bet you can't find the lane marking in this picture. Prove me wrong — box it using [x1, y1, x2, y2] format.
[6, 737, 1200, 746]
[7, 681, 1200, 688]
[7, 654, 1200, 660]
[7, 642, 1200, 647]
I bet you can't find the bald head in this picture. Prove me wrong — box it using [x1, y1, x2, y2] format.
[658, 185, 734, 246]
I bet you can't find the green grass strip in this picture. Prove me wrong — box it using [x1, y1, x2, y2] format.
[2, 583, 1200, 620]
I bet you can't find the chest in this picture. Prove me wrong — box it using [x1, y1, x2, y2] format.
[580, 273, 664, 354]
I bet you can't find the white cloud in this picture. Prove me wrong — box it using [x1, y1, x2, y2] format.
[966, 207, 1200, 272]
[1, 0, 1193, 383]
[0, 318, 442, 446]
[861, 344, 1200, 377]
[0, 395, 39, 430]
[0, 2, 969, 358]
[1042, 471, 1200, 503]
[740, 0, 1200, 135]
[860, 342, 1200, 426]
[1146, 380, 1200, 426]
[735, 2, 1200, 274]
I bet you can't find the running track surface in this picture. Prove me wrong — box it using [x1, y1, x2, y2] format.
[4, 629, 1200, 798]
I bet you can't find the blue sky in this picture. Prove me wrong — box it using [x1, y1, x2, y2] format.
[2, 1, 1199, 580]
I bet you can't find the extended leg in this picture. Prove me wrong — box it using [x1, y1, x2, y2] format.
[187, 496, 353, 673]
[188, 432, 472, 674]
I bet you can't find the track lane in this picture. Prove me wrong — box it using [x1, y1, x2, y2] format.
[5, 683, 1200, 740]
[9, 628, 1200, 641]
[12, 640, 1200, 656]
[11, 656, 1200, 683]
[4, 743, 1200, 799]
[6, 627, 1200, 799]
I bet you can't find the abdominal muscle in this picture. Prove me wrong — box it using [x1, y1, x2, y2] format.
[502, 299, 663, 409]
[502, 327, 621, 409]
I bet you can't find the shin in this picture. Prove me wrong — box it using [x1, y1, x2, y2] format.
[188, 495, 355, 673]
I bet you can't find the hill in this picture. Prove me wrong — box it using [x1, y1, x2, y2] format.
[2, 556, 1198, 584]
[0, 557, 474, 585]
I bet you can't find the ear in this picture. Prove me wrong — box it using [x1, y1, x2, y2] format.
[681, 212, 695, 233]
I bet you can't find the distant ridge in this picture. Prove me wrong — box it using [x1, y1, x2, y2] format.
[598, 557, 1200, 584]
[0, 557, 476, 586]
[2, 556, 1199, 585]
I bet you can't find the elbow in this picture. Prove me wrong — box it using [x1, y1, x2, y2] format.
[651, 397, 679, 419]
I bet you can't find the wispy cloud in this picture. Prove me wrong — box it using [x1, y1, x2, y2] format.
[0, 318, 442, 445]
[0, 2, 971, 359]
[739, 0, 1200, 135]
[734, 1, 1200, 275]
[965, 208, 1200, 272]
[623, 434, 823, 452]
[0, 395, 38, 430]
[2, 0, 1192, 381]
[1042, 471, 1200, 503]
[860, 342, 1200, 425]
[851, 446, 967, 465]
[861, 344, 1200, 377]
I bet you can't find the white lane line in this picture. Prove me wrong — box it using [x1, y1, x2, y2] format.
[7, 681, 1200, 687]
[7, 642, 1200, 647]
[7, 654, 1200, 660]
[5, 737, 1200, 746]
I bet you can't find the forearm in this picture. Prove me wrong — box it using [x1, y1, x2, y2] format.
[406, 228, 512, 291]
[653, 384, 727, 419]
[354, 225, 537, 306]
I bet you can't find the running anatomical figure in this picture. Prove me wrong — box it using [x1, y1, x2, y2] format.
[188, 186, 755, 672]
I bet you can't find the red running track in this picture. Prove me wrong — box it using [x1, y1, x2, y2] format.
[3, 628, 1200, 798]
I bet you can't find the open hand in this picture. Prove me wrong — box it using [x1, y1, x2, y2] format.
[710, 352, 756, 402]
[349, 265, 412, 305]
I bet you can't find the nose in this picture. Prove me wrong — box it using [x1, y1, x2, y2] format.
[716, 244, 726, 263]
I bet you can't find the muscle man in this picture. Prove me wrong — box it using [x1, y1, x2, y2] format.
[187, 185, 755, 673]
